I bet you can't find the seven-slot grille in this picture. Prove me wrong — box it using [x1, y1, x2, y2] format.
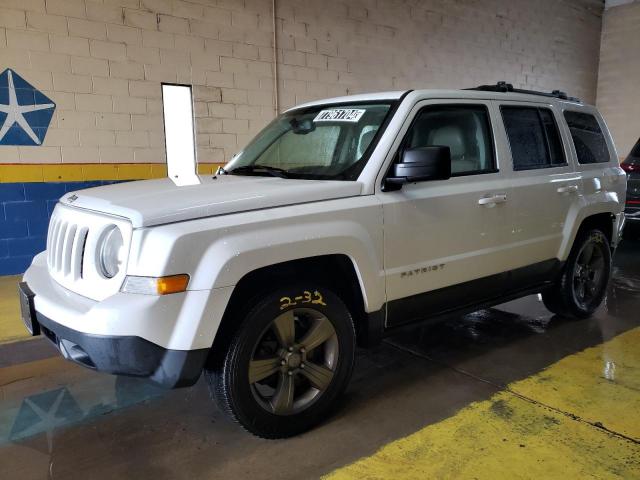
[47, 215, 89, 280]
[44, 203, 131, 301]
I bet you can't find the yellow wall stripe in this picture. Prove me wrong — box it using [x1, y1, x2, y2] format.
[0, 275, 27, 344]
[0, 165, 46, 183]
[0, 163, 224, 183]
[325, 327, 640, 479]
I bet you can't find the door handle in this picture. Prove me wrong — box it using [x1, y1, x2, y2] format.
[557, 185, 578, 194]
[478, 193, 507, 206]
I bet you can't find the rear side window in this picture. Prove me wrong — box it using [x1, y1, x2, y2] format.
[501, 106, 566, 171]
[564, 111, 609, 164]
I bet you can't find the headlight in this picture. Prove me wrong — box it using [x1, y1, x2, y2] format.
[98, 226, 124, 278]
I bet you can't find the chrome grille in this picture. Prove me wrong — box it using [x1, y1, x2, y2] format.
[47, 216, 88, 281]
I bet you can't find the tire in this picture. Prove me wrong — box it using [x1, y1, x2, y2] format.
[541, 229, 612, 319]
[205, 284, 356, 438]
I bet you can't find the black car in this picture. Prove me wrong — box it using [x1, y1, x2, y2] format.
[622, 138, 640, 222]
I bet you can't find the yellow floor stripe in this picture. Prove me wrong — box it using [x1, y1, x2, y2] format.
[0, 276, 29, 344]
[325, 328, 640, 479]
[511, 329, 640, 440]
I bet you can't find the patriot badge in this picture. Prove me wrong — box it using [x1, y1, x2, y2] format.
[0, 68, 56, 146]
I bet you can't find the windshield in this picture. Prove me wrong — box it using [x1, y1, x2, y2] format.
[224, 103, 393, 180]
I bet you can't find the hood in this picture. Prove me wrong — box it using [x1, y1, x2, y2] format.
[59, 175, 363, 228]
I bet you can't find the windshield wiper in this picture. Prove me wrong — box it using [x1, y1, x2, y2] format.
[227, 165, 290, 178]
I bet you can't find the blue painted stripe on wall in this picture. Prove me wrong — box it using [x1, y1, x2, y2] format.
[0, 181, 122, 276]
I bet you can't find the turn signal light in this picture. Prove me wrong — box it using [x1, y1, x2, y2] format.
[156, 274, 190, 295]
[121, 274, 190, 295]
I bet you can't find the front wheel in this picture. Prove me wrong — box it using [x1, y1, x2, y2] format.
[542, 229, 612, 319]
[205, 285, 356, 438]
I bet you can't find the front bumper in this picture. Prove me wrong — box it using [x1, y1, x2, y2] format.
[24, 252, 233, 350]
[37, 311, 208, 388]
[21, 252, 235, 388]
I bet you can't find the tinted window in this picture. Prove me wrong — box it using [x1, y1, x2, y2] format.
[501, 106, 566, 171]
[564, 111, 609, 164]
[405, 105, 495, 175]
[628, 138, 640, 159]
[540, 109, 565, 165]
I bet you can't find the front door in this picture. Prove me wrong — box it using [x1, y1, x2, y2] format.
[380, 100, 515, 327]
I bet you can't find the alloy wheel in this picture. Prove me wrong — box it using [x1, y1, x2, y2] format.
[248, 308, 339, 415]
[572, 239, 606, 309]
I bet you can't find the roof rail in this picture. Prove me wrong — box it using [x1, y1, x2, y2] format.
[466, 81, 581, 103]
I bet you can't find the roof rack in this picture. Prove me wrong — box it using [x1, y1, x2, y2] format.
[466, 81, 581, 103]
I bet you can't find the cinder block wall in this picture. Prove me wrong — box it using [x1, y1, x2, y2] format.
[597, 1, 640, 158]
[0, 0, 604, 165]
[275, 0, 603, 105]
[0, 0, 605, 274]
[0, 180, 121, 273]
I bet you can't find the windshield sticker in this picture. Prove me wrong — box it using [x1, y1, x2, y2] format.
[314, 109, 365, 123]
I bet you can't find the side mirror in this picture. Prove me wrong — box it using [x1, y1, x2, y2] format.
[383, 146, 452, 191]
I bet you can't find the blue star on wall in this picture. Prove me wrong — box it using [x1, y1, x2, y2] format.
[0, 68, 56, 146]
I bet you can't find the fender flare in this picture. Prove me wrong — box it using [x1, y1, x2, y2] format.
[558, 195, 619, 260]
[187, 226, 385, 313]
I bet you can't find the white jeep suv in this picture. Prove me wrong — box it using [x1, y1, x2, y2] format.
[20, 82, 626, 438]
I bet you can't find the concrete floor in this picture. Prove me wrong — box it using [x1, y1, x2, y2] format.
[1, 234, 639, 479]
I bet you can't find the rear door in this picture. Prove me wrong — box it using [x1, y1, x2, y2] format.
[495, 102, 579, 282]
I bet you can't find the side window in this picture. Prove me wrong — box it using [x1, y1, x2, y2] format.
[564, 111, 610, 164]
[501, 106, 566, 171]
[540, 109, 565, 165]
[404, 105, 495, 175]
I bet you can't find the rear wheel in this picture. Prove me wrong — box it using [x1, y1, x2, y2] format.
[542, 229, 611, 319]
[205, 284, 356, 438]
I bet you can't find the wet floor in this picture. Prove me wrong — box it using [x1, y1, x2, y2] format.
[1, 232, 640, 479]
